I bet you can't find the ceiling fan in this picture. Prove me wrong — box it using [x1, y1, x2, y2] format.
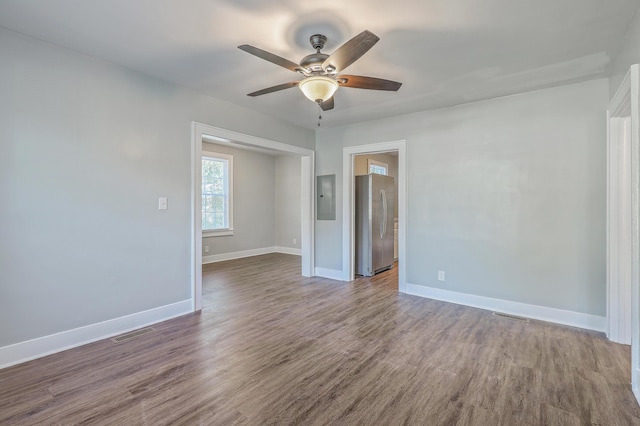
[238, 30, 402, 111]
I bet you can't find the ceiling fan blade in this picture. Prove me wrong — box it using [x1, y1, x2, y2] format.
[338, 75, 402, 91]
[320, 97, 334, 111]
[322, 30, 380, 73]
[238, 44, 303, 73]
[247, 82, 299, 97]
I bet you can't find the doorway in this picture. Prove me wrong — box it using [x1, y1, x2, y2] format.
[191, 122, 315, 311]
[342, 140, 407, 292]
[606, 64, 640, 403]
[353, 152, 399, 280]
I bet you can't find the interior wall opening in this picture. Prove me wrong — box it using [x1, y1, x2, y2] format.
[342, 140, 407, 293]
[191, 122, 315, 312]
[353, 152, 399, 289]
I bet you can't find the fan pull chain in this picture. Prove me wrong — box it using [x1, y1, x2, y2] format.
[317, 102, 322, 127]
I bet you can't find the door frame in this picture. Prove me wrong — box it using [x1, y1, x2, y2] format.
[342, 140, 407, 292]
[607, 64, 640, 402]
[607, 90, 633, 345]
[191, 122, 315, 311]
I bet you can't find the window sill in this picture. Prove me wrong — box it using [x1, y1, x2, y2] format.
[203, 228, 234, 237]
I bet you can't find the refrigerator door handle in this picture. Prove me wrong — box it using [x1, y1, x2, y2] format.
[380, 189, 387, 239]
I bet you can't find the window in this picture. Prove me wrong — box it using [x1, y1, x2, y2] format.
[202, 151, 233, 236]
[368, 159, 388, 175]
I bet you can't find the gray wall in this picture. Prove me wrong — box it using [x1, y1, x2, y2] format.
[0, 28, 314, 347]
[609, 6, 640, 96]
[275, 155, 302, 250]
[202, 143, 276, 256]
[316, 79, 608, 317]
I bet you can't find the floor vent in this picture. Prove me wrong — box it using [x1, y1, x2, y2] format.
[111, 327, 155, 343]
[492, 312, 530, 322]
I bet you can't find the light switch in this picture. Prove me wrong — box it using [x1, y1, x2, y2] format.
[158, 197, 168, 210]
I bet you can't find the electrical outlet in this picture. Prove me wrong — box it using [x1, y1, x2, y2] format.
[292, 238, 297, 245]
[204, 246, 209, 253]
[438, 270, 446, 281]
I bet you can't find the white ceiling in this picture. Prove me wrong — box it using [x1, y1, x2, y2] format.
[0, 0, 638, 130]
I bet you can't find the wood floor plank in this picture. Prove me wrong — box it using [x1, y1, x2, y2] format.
[1, 253, 638, 425]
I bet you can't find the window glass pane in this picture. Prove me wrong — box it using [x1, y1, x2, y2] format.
[370, 164, 387, 175]
[202, 155, 229, 230]
[213, 178, 224, 193]
[213, 213, 224, 229]
[203, 212, 215, 229]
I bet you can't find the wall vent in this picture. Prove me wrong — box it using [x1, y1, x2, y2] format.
[111, 327, 155, 343]
[492, 312, 530, 322]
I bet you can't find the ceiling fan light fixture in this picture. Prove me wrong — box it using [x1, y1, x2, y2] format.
[298, 76, 339, 103]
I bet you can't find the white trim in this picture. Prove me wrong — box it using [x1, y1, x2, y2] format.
[635, 367, 640, 405]
[607, 63, 640, 407]
[202, 247, 277, 264]
[314, 267, 346, 281]
[199, 126, 314, 156]
[192, 122, 315, 311]
[607, 108, 616, 340]
[607, 115, 633, 344]
[300, 155, 315, 278]
[406, 284, 606, 332]
[275, 246, 302, 256]
[203, 228, 234, 237]
[607, 65, 639, 348]
[0, 300, 192, 370]
[343, 140, 407, 292]
[629, 64, 640, 403]
[201, 246, 302, 264]
[191, 123, 203, 312]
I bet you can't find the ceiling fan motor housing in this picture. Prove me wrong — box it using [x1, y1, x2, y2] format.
[300, 52, 329, 73]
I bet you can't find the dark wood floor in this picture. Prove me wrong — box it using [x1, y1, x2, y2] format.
[1, 253, 639, 425]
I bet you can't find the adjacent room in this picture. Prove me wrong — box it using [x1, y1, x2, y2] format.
[2, 0, 640, 424]
[200, 140, 303, 263]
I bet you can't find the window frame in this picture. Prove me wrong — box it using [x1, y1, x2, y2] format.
[202, 150, 234, 237]
[368, 159, 389, 176]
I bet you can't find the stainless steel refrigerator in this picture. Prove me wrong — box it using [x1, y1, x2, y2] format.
[355, 174, 395, 276]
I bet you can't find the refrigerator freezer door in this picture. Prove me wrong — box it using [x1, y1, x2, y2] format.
[355, 175, 372, 276]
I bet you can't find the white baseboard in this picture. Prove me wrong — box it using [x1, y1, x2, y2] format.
[202, 247, 276, 264]
[202, 247, 301, 264]
[406, 283, 606, 333]
[275, 246, 302, 256]
[314, 267, 346, 281]
[0, 299, 192, 370]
